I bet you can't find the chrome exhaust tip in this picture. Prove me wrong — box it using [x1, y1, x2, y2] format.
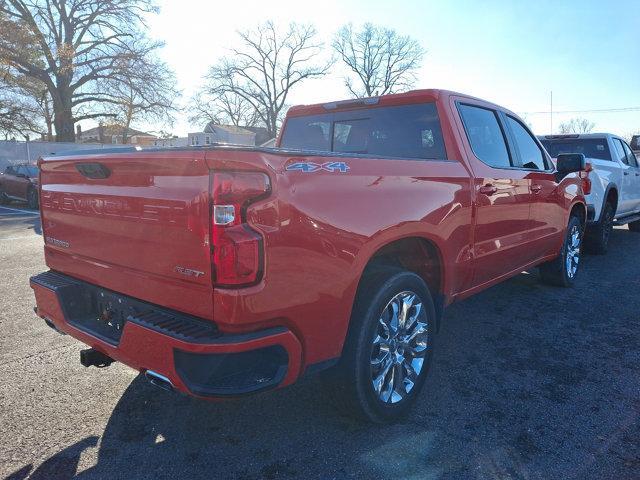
[145, 370, 174, 392]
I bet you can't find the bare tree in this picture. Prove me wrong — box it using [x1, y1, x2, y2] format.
[558, 117, 595, 134]
[205, 21, 331, 138]
[188, 90, 261, 129]
[333, 23, 425, 98]
[0, 0, 176, 142]
[103, 56, 180, 144]
[0, 92, 41, 140]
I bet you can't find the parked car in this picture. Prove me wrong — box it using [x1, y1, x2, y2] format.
[30, 89, 589, 423]
[539, 134, 640, 253]
[0, 164, 40, 209]
[631, 135, 640, 156]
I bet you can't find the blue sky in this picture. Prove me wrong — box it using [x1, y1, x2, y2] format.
[145, 0, 640, 137]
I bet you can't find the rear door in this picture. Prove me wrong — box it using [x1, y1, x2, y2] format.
[502, 114, 565, 255]
[612, 138, 636, 215]
[14, 165, 32, 200]
[455, 102, 535, 287]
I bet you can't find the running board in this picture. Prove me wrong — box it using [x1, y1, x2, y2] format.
[614, 213, 640, 226]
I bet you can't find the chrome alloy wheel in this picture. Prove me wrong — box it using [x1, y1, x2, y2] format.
[370, 291, 429, 404]
[566, 224, 582, 279]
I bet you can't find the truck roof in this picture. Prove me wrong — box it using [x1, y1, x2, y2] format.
[538, 133, 624, 140]
[285, 88, 513, 118]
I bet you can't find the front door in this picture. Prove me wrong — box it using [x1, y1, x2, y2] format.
[502, 114, 566, 256]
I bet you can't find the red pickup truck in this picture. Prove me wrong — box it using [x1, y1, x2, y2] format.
[31, 90, 589, 422]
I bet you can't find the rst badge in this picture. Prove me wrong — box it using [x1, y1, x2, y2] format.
[175, 266, 205, 278]
[286, 161, 350, 173]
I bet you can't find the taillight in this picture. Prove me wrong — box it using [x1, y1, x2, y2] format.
[580, 162, 593, 195]
[211, 171, 270, 287]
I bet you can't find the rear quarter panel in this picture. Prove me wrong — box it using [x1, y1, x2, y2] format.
[209, 145, 473, 365]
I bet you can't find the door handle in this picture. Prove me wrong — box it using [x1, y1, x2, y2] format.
[635, 173, 640, 176]
[531, 184, 542, 193]
[624, 171, 630, 176]
[479, 185, 498, 195]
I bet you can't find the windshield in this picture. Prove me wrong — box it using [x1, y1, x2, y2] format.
[540, 138, 611, 161]
[280, 102, 446, 160]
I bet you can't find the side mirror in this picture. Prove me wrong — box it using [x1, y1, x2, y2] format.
[556, 153, 586, 179]
[16, 173, 28, 179]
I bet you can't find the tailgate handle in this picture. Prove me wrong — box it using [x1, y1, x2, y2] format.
[75, 163, 111, 179]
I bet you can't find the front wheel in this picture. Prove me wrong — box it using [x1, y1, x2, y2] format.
[539, 215, 584, 287]
[330, 268, 435, 423]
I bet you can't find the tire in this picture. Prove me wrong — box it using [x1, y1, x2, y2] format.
[329, 268, 436, 423]
[539, 215, 584, 287]
[26, 187, 38, 210]
[629, 220, 640, 233]
[585, 201, 614, 255]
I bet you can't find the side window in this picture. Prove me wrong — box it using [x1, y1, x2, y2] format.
[505, 116, 547, 170]
[613, 139, 628, 165]
[622, 142, 639, 168]
[458, 104, 511, 168]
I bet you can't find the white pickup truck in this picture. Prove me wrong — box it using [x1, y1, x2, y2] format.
[540, 133, 640, 253]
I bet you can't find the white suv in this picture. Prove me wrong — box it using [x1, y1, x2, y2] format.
[540, 133, 640, 253]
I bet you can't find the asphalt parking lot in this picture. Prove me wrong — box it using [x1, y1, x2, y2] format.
[1, 206, 639, 480]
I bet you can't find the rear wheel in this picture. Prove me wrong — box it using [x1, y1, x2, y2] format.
[585, 201, 614, 255]
[540, 215, 584, 287]
[629, 220, 640, 232]
[27, 187, 38, 210]
[330, 268, 435, 423]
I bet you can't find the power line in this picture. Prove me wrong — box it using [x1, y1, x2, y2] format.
[522, 106, 640, 115]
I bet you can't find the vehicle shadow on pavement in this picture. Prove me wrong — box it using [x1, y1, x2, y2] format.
[7, 228, 640, 480]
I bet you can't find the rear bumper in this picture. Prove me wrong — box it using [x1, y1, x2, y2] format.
[30, 271, 303, 398]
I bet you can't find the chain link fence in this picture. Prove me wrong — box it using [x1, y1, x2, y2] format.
[0, 140, 128, 170]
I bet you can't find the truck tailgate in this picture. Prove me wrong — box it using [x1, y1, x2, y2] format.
[39, 150, 214, 319]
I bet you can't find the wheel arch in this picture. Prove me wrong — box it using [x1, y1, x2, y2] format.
[353, 235, 446, 332]
[602, 184, 619, 214]
[570, 201, 587, 228]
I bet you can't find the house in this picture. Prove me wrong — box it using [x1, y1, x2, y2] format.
[188, 123, 258, 146]
[243, 126, 273, 146]
[77, 124, 157, 146]
[153, 137, 189, 147]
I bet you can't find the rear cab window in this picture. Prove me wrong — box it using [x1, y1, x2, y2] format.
[280, 103, 447, 160]
[540, 138, 612, 161]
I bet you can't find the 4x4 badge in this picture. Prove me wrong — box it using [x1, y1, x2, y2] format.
[286, 161, 350, 173]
